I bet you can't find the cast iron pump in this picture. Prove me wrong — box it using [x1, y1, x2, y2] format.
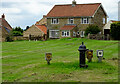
[78, 42, 88, 68]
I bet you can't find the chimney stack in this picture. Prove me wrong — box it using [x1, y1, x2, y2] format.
[72, 0, 76, 7]
[2, 14, 5, 19]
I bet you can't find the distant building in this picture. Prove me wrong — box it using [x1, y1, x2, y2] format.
[118, 1, 120, 21]
[23, 25, 47, 40]
[46, 0, 108, 38]
[35, 15, 47, 26]
[24, 15, 47, 40]
[103, 20, 120, 35]
[0, 14, 12, 42]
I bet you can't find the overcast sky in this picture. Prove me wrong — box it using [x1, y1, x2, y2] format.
[0, 0, 120, 29]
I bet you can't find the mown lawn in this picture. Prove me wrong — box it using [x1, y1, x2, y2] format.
[2, 38, 118, 82]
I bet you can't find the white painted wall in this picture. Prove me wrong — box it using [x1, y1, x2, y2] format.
[103, 20, 112, 34]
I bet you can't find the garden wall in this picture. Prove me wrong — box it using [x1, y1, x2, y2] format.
[88, 34, 110, 40]
[13, 36, 24, 41]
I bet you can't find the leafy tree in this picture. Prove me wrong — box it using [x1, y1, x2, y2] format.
[11, 27, 23, 36]
[110, 22, 120, 40]
[85, 25, 100, 36]
[24, 26, 29, 31]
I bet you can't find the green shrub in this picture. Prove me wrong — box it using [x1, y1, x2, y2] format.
[110, 22, 120, 40]
[11, 27, 23, 36]
[6, 36, 13, 42]
[85, 25, 100, 36]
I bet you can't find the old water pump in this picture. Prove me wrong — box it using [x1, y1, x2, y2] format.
[78, 42, 88, 68]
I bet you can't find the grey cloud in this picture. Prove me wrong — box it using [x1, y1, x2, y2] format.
[2, 2, 29, 8]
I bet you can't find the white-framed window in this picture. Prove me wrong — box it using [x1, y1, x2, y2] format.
[103, 18, 105, 24]
[51, 18, 59, 24]
[73, 31, 76, 36]
[80, 31, 85, 37]
[62, 30, 70, 37]
[81, 18, 89, 24]
[49, 30, 59, 38]
[68, 18, 74, 24]
[77, 31, 80, 35]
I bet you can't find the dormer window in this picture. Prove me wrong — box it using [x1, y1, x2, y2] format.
[51, 18, 59, 24]
[81, 18, 89, 24]
[68, 18, 74, 24]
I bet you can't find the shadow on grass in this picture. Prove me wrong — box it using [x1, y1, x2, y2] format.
[42, 61, 116, 71]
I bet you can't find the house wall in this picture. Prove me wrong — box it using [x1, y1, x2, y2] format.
[47, 17, 92, 30]
[47, 18, 68, 30]
[59, 26, 78, 38]
[23, 25, 44, 38]
[0, 26, 10, 42]
[35, 17, 47, 26]
[103, 20, 112, 34]
[70, 26, 78, 38]
[91, 6, 107, 34]
[74, 18, 91, 31]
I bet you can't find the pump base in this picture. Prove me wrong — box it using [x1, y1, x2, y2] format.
[80, 64, 88, 68]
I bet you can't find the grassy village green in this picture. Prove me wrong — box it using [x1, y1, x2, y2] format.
[2, 38, 118, 82]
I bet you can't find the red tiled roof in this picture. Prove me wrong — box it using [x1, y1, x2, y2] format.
[47, 3, 101, 17]
[111, 20, 120, 23]
[36, 25, 47, 34]
[60, 25, 76, 30]
[0, 18, 12, 30]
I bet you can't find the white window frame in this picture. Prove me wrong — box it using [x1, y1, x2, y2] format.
[80, 31, 85, 37]
[103, 18, 105, 24]
[49, 30, 59, 38]
[68, 18, 74, 24]
[77, 31, 80, 35]
[51, 18, 59, 24]
[62, 30, 70, 37]
[81, 18, 89, 24]
[73, 31, 76, 36]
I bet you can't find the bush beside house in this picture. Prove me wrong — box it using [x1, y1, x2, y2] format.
[110, 22, 120, 40]
[85, 25, 100, 36]
[11, 27, 23, 36]
[6, 27, 24, 41]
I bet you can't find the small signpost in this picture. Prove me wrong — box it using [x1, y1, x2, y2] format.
[86, 50, 93, 62]
[45, 53, 52, 65]
[97, 50, 103, 62]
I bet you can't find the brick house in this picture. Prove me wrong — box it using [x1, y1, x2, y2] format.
[23, 15, 47, 40]
[35, 15, 47, 26]
[0, 14, 12, 42]
[23, 25, 47, 40]
[46, 0, 108, 38]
